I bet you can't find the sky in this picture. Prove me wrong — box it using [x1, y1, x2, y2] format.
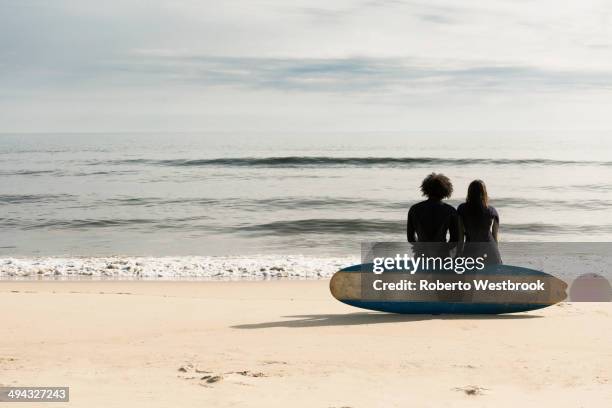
[1, 0, 612, 133]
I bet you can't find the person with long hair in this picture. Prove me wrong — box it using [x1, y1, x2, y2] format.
[457, 180, 502, 264]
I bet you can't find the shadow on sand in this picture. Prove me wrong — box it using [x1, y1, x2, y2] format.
[232, 312, 542, 329]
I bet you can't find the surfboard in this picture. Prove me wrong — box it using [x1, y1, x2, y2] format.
[330, 264, 567, 314]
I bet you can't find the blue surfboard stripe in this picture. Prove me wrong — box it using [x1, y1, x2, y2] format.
[341, 300, 550, 314]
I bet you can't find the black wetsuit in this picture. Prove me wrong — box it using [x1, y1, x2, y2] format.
[457, 203, 502, 264]
[407, 199, 459, 244]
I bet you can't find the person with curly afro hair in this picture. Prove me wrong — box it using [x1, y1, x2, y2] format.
[407, 173, 458, 246]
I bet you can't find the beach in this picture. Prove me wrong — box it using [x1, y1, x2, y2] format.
[3, 1, 612, 406]
[1, 280, 610, 407]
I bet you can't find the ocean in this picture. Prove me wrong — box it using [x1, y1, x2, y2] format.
[1, 132, 611, 278]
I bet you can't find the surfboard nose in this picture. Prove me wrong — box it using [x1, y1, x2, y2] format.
[549, 276, 568, 303]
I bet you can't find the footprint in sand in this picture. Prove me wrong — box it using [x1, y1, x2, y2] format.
[202, 375, 223, 383]
[178, 364, 267, 386]
[453, 385, 488, 396]
[262, 360, 288, 365]
[0, 357, 18, 369]
[233, 370, 266, 378]
[452, 364, 478, 369]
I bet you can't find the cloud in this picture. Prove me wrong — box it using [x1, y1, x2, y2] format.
[104, 52, 612, 96]
[291, 0, 461, 25]
[1, 1, 612, 132]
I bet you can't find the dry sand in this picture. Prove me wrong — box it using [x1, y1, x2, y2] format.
[0, 280, 610, 407]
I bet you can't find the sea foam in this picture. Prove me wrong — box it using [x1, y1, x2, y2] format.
[0, 256, 359, 280]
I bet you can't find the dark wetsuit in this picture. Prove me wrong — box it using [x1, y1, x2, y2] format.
[407, 200, 458, 258]
[457, 203, 502, 264]
[407, 200, 460, 301]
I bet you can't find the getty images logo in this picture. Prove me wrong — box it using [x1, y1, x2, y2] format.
[372, 253, 487, 275]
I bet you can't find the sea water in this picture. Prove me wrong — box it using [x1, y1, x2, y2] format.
[1, 131, 611, 278]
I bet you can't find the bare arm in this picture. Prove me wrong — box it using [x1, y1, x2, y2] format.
[448, 211, 459, 250]
[407, 208, 416, 243]
[457, 216, 465, 254]
[492, 218, 499, 242]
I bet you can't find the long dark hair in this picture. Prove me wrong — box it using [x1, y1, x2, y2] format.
[466, 180, 488, 213]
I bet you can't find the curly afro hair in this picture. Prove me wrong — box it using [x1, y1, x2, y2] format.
[420, 173, 453, 200]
